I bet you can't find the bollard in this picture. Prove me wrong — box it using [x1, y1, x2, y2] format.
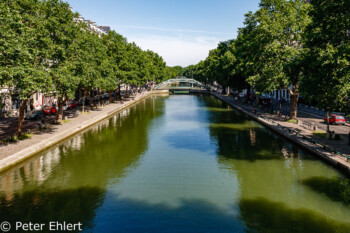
[64, 116, 68, 120]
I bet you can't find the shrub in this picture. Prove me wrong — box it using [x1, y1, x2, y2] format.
[313, 131, 326, 138]
[18, 133, 33, 140]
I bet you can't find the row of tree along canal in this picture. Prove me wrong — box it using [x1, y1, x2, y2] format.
[0, 94, 349, 232]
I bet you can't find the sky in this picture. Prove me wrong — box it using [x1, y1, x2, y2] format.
[65, 0, 261, 67]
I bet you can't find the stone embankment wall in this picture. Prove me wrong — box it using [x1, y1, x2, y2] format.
[0, 90, 169, 173]
[211, 93, 350, 176]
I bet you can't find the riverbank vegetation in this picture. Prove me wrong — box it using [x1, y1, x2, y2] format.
[0, 0, 180, 135]
[183, 0, 350, 121]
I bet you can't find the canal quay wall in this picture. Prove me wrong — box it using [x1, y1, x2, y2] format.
[0, 90, 169, 173]
[211, 93, 350, 176]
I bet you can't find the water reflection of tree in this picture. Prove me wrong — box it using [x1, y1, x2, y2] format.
[0, 96, 165, 229]
[198, 95, 350, 231]
[239, 197, 350, 233]
[0, 187, 104, 232]
[45, 97, 165, 189]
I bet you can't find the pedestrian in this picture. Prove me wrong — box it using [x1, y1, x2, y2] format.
[235, 96, 238, 104]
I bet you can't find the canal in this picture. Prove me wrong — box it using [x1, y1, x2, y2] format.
[1, 94, 350, 232]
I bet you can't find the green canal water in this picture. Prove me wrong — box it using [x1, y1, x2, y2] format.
[1, 94, 350, 233]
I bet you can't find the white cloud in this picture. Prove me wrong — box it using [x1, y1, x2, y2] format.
[127, 34, 225, 67]
[116, 25, 234, 36]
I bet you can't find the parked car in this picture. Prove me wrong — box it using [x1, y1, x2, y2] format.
[67, 101, 77, 109]
[324, 114, 346, 125]
[43, 105, 57, 115]
[25, 111, 43, 120]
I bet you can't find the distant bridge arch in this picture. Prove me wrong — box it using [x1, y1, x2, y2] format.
[155, 76, 206, 90]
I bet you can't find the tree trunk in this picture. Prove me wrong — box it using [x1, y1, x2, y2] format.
[227, 86, 230, 96]
[326, 111, 330, 133]
[109, 91, 113, 103]
[222, 86, 226, 95]
[17, 99, 28, 136]
[117, 84, 121, 100]
[97, 89, 101, 107]
[289, 82, 299, 120]
[82, 90, 86, 113]
[255, 95, 260, 107]
[56, 94, 65, 124]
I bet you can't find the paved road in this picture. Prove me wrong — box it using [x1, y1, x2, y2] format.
[266, 101, 349, 137]
[249, 99, 350, 144]
[298, 112, 350, 139]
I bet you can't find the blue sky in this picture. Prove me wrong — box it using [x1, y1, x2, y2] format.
[65, 0, 260, 67]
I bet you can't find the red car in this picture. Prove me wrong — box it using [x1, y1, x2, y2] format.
[43, 105, 57, 115]
[67, 101, 77, 109]
[324, 114, 346, 125]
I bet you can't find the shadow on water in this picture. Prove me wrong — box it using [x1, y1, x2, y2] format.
[0, 187, 105, 233]
[301, 177, 350, 206]
[210, 126, 308, 161]
[2, 189, 350, 233]
[239, 197, 350, 233]
[194, 95, 314, 162]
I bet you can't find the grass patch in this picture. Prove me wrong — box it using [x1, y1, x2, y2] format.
[285, 119, 297, 124]
[2, 133, 33, 144]
[313, 131, 326, 138]
[2, 135, 18, 143]
[312, 131, 342, 140]
[62, 119, 70, 124]
[18, 133, 33, 140]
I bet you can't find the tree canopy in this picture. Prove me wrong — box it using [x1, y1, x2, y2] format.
[0, 0, 176, 134]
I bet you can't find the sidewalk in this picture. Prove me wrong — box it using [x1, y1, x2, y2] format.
[0, 91, 167, 172]
[212, 93, 350, 175]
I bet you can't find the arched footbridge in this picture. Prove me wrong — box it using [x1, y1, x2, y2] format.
[155, 77, 206, 92]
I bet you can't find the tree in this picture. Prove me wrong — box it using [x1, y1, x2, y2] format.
[75, 30, 106, 112]
[238, 0, 311, 119]
[168, 66, 184, 78]
[0, 0, 52, 135]
[301, 0, 350, 132]
[103, 31, 129, 100]
[41, 0, 84, 123]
